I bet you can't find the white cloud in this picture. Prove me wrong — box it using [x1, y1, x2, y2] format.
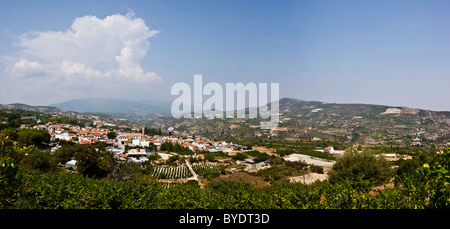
[6, 58, 45, 78]
[61, 60, 105, 78]
[1, 13, 163, 104]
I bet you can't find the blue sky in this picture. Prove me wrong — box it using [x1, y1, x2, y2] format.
[1, 0, 450, 111]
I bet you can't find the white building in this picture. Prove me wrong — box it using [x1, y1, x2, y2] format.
[139, 140, 150, 148]
[128, 148, 148, 156]
[55, 132, 72, 141]
[127, 148, 149, 163]
[132, 139, 141, 147]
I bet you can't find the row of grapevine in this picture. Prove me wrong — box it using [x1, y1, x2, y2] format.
[191, 162, 220, 177]
[150, 165, 193, 180]
[159, 181, 199, 189]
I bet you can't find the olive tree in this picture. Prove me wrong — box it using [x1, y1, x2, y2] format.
[328, 147, 393, 185]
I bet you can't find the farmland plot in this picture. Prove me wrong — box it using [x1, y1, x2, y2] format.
[191, 162, 220, 177]
[151, 165, 193, 180]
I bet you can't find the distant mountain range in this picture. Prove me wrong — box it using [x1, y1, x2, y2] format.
[147, 97, 450, 146]
[50, 98, 173, 121]
[0, 100, 143, 129]
[0, 103, 63, 114]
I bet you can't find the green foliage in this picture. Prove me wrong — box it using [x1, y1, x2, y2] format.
[53, 145, 76, 164]
[0, 128, 19, 141]
[396, 149, 450, 208]
[150, 165, 192, 179]
[147, 154, 159, 162]
[5, 150, 450, 209]
[3, 129, 450, 209]
[95, 141, 107, 150]
[251, 166, 297, 183]
[309, 165, 324, 174]
[285, 160, 308, 170]
[328, 147, 393, 185]
[160, 142, 193, 155]
[203, 170, 220, 180]
[191, 162, 220, 177]
[106, 131, 117, 140]
[395, 152, 432, 180]
[233, 152, 248, 161]
[395, 159, 420, 178]
[166, 154, 181, 164]
[160, 142, 173, 152]
[20, 146, 56, 173]
[73, 145, 109, 178]
[243, 150, 270, 163]
[16, 170, 162, 209]
[204, 152, 215, 162]
[17, 129, 50, 147]
[0, 135, 25, 208]
[143, 127, 162, 136]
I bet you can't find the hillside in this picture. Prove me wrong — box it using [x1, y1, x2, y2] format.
[50, 98, 172, 121]
[0, 103, 62, 114]
[147, 98, 450, 146]
[0, 103, 141, 129]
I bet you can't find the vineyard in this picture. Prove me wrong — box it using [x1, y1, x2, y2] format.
[150, 164, 193, 180]
[3, 150, 450, 209]
[191, 162, 220, 176]
[149, 162, 221, 180]
[159, 180, 199, 189]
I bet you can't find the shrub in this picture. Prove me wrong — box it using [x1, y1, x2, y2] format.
[309, 165, 324, 174]
[233, 152, 248, 161]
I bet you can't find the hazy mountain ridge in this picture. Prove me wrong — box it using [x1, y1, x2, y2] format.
[50, 98, 172, 121]
[0, 103, 63, 114]
[147, 97, 450, 146]
[0, 102, 141, 129]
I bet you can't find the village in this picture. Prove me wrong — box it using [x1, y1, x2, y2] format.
[29, 121, 243, 153]
[20, 119, 414, 186]
[26, 120, 267, 176]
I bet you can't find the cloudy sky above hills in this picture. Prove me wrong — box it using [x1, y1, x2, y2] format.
[1, 10, 163, 104]
[1, 0, 450, 111]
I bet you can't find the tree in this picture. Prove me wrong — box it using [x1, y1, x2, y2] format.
[1, 128, 18, 141]
[173, 142, 183, 153]
[74, 145, 109, 178]
[0, 135, 24, 207]
[53, 145, 76, 164]
[17, 129, 50, 147]
[204, 152, 216, 162]
[95, 141, 107, 150]
[203, 170, 220, 180]
[160, 142, 173, 152]
[21, 146, 56, 172]
[167, 154, 181, 164]
[148, 153, 159, 162]
[328, 147, 393, 185]
[233, 152, 248, 161]
[396, 159, 420, 178]
[107, 131, 117, 140]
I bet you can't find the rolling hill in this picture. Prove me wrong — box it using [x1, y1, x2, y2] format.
[146, 98, 450, 146]
[50, 98, 172, 121]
